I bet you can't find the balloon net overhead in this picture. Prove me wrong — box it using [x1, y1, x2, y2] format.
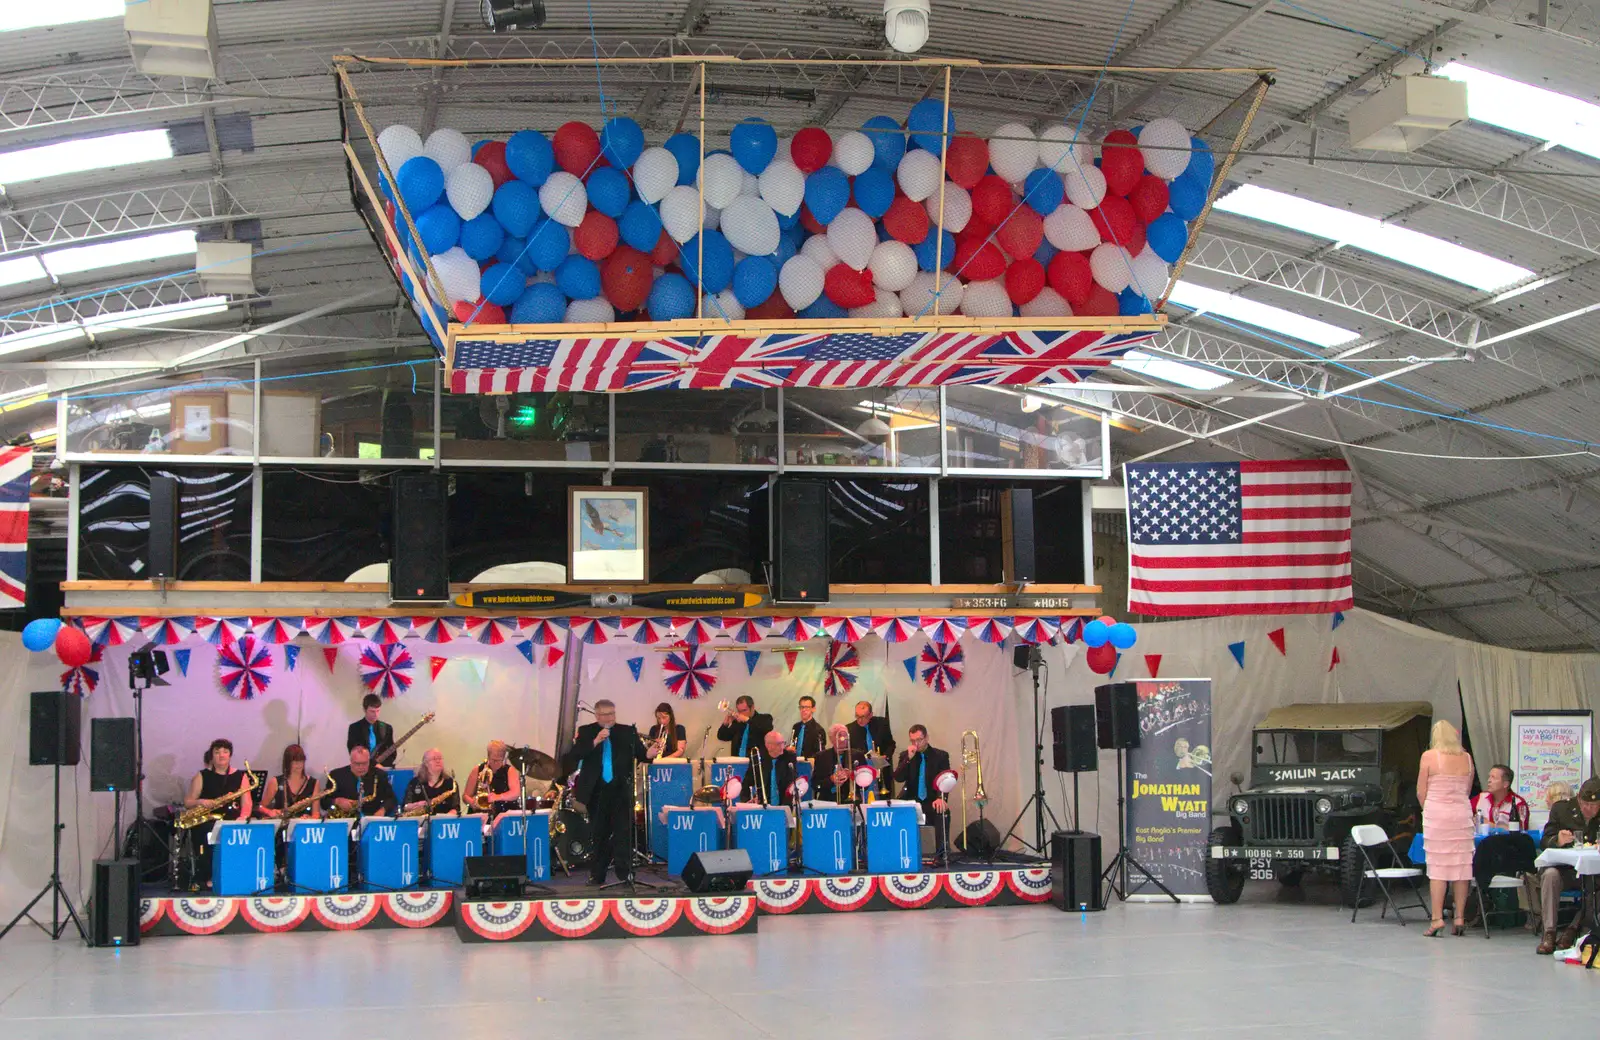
[335, 52, 1270, 395]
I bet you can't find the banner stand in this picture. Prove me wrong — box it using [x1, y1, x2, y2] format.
[1124, 678, 1214, 903]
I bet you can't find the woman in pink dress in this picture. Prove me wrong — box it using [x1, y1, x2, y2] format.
[1417, 720, 1475, 936]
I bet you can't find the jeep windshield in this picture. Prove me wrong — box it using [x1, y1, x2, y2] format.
[1254, 730, 1380, 767]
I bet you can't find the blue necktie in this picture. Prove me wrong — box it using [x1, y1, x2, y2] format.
[770, 764, 778, 804]
[368, 724, 377, 752]
[738, 725, 749, 757]
[601, 733, 613, 783]
[864, 726, 874, 753]
[796, 722, 806, 753]
[917, 757, 927, 801]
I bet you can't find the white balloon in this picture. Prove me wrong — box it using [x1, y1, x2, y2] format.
[1128, 245, 1170, 299]
[699, 153, 744, 209]
[1043, 204, 1099, 251]
[850, 286, 903, 320]
[927, 183, 971, 233]
[1089, 243, 1134, 294]
[566, 297, 616, 323]
[445, 162, 494, 221]
[758, 158, 805, 217]
[721, 196, 781, 257]
[833, 131, 875, 176]
[1038, 124, 1090, 173]
[378, 125, 424, 170]
[1064, 163, 1108, 209]
[779, 254, 825, 310]
[429, 247, 480, 306]
[660, 185, 703, 244]
[539, 171, 588, 228]
[632, 147, 679, 204]
[826, 208, 876, 272]
[868, 240, 918, 292]
[423, 128, 471, 172]
[1019, 286, 1072, 317]
[896, 150, 943, 203]
[989, 122, 1039, 182]
[1139, 117, 1192, 180]
[799, 233, 838, 270]
[961, 278, 1013, 318]
[899, 270, 962, 316]
[703, 290, 745, 322]
[741, 171, 761, 198]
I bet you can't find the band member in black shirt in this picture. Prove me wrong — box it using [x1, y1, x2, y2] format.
[813, 724, 868, 804]
[464, 740, 521, 816]
[182, 738, 255, 887]
[564, 699, 661, 885]
[745, 730, 800, 807]
[847, 700, 896, 797]
[647, 702, 688, 757]
[402, 748, 459, 816]
[790, 695, 825, 759]
[716, 695, 773, 757]
[323, 746, 397, 817]
[893, 725, 953, 855]
[346, 693, 395, 767]
[258, 743, 319, 820]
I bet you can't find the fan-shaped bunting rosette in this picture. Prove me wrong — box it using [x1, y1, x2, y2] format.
[874, 616, 920, 644]
[464, 616, 522, 645]
[568, 617, 614, 645]
[411, 616, 461, 643]
[1058, 617, 1085, 644]
[821, 617, 873, 643]
[62, 664, 100, 696]
[822, 640, 859, 698]
[920, 617, 969, 644]
[303, 616, 359, 645]
[521, 617, 568, 646]
[618, 617, 673, 644]
[218, 635, 273, 700]
[1012, 616, 1060, 644]
[968, 617, 1014, 644]
[662, 646, 718, 699]
[140, 616, 195, 646]
[773, 617, 823, 642]
[358, 616, 415, 644]
[919, 640, 965, 693]
[727, 617, 772, 644]
[250, 616, 303, 644]
[81, 616, 139, 647]
[359, 642, 415, 699]
[193, 616, 249, 647]
[672, 617, 723, 644]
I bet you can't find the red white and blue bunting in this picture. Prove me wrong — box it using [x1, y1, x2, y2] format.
[218, 634, 273, 700]
[359, 642, 415, 699]
[617, 616, 673, 644]
[662, 646, 718, 699]
[141, 616, 195, 646]
[673, 617, 723, 644]
[303, 616, 359, 645]
[251, 616, 303, 644]
[359, 617, 414, 644]
[919, 641, 964, 693]
[62, 663, 99, 696]
[194, 615, 249, 647]
[726, 617, 771, 644]
[822, 640, 859, 698]
[874, 616, 921, 643]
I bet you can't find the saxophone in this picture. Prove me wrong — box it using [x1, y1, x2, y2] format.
[325, 771, 382, 819]
[175, 764, 259, 829]
[272, 782, 323, 821]
[401, 781, 459, 817]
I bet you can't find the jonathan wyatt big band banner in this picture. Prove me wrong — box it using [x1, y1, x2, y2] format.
[1125, 678, 1213, 901]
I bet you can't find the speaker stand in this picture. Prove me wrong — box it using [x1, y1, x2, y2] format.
[0, 762, 87, 943]
[1100, 749, 1178, 904]
[995, 658, 1059, 859]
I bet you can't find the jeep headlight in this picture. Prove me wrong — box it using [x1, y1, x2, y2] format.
[1231, 797, 1250, 816]
[1315, 797, 1334, 815]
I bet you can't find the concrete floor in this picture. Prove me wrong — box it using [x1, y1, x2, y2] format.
[0, 884, 1591, 1039]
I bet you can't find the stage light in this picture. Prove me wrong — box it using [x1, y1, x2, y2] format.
[481, 0, 546, 31]
[884, 0, 930, 54]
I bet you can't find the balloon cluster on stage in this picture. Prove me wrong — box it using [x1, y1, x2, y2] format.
[1080, 616, 1138, 675]
[373, 103, 1212, 328]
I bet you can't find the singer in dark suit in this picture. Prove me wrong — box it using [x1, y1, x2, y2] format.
[323, 746, 397, 817]
[563, 699, 661, 885]
[893, 725, 952, 855]
[745, 731, 800, 806]
[717, 695, 774, 757]
[346, 694, 395, 766]
[847, 700, 896, 797]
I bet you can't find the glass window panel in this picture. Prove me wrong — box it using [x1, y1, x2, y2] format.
[943, 384, 1103, 472]
[829, 477, 930, 583]
[259, 354, 434, 460]
[65, 367, 254, 457]
[631, 473, 768, 583]
[440, 391, 609, 463]
[447, 470, 604, 582]
[77, 464, 251, 580]
[260, 467, 390, 582]
[782, 388, 939, 469]
[613, 389, 775, 466]
[938, 478, 1086, 583]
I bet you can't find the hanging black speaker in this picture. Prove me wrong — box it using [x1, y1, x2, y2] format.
[773, 480, 829, 603]
[1095, 682, 1141, 750]
[390, 473, 449, 602]
[29, 690, 81, 766]
[148, 474, 179, 579]
[1002, 487, 1035, 583]
[1050, 704, 1099, 772]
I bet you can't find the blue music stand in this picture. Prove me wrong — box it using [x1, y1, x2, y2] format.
[426, 814, 484, 886]
[800, 804, 856, 874]
[358, 817, 421, 889]
[211, 821, 277, 896]
[863, 802, 922, 874]
[665, 807, 723, 875]
[286, 818, 353, 893]
[732, 805, 789, 876]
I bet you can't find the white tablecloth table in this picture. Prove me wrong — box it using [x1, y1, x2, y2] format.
[1534, 846, 1600, 875]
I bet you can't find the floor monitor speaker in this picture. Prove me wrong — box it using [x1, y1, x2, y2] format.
[462, 854, 525, 899]
[1050, 704, 1099, 772]
[1002, 487, 1036, 583]
[391, 473, 449, 602]
[29, 690, 81, 766]
[90, 717, 137, 791]
[148, 474, 179, 578]
[1050, 831, 1103, 912]
[1095, 682, 1141, 750]
[774, 480, 829, 603]
[682, 848, 753, 893]
[90, 859, 141, 946]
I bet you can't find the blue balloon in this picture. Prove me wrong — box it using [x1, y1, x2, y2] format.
[21, 618, 61, 652]
[732, 255, 777, 308]
[804, 166, 850, 225]
[776, 207, 801, 231]
[377, 169, 395, 202]
[555, 254, 601, 300]
[492, 180, 540, 237]
[1169, 169, 1208, 221]
[527, 218, 571, 271]
[396, 156, 444, 210]
[1023, 167, 1064, 216]
[907, 98, 954, 155]
[1081, 619, 1110, 648]
[459, 212, 505, 261]
[481, 262, 527, 306]
[497, 235, 534, 273]
[1118, 287, 1152, 316]
[681, 230, 734, 294]
[504, 130, 553, 186]
[586, 166, 632, 219]
[619, 200, 663, 253]
[913, 228, 955, 272]
[1034, 240, 1058, 266]
[863, 115, 906, 171]
[1187, 137, 1215, 185]
[414, 203, 460, 253]
[799, 296, 846, 319]
[730, 118, 778, 174]
[773, 226, 802, 268]
[1146, 212, 1189, 263]
[1108, 623, 1138, 650]
[472, 139, 487, 157]
[511, 282, 566, 324]
[601, 116, 645, 169]
[649, 272, 696, 320]
[663, 133, 701, 186]
[852, 167, 895, 219]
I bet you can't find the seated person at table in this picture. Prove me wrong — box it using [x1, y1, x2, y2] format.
[259, 744, 319, 820]
[648, 702, 688, 758]
[464, 740, 523, 816]
[744, 730, 799, 807]
[323, 746, 397, 817]
[1535, 778, 1600, 954]
[813, 724, 867, 804]
[402, 748, 459, 816]
[1545, 781, 1573, 812]
[1472, 764, 1530, 830]
[717, 695, 773, 757]
[346, 693, 395, 768]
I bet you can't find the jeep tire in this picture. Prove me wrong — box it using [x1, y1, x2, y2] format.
[1205, 825, 1246, 904]
[1339, 833, 1376, 908]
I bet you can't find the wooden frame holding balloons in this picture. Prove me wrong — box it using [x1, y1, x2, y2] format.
[333, 54, 1271, 378]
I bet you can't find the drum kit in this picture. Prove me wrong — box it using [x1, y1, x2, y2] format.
[505, 745, 590, 869]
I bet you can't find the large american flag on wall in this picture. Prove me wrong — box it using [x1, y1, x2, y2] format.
[0, 447, 31, 609]
[1124, 459, 1353, 617]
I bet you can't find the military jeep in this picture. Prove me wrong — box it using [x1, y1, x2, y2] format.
[1205, 701, 1430, 906]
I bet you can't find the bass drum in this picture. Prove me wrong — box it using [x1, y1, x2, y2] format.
[553, 808, 591, 867]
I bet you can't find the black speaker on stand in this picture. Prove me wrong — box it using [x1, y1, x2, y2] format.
[3, 693, 87, 944]
[773, 480, 829, 603]
[1049, 704, 1097, 831]
[1095, 683, 1177, 905]
[390, 473, 449, 603]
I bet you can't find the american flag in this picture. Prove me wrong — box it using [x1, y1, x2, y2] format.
[1125, 459, 1352, 617]
[0, 447, 31, 609]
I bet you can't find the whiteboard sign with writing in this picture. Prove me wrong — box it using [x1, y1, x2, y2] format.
[1509, 711, 1594, 830]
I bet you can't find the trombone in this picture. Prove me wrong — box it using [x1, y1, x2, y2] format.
[960, 730, 986, 851]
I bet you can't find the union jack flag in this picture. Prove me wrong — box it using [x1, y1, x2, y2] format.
[0, 447, 29, 609]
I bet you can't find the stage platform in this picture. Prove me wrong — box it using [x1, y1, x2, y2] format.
[138, 864, 1052, 942]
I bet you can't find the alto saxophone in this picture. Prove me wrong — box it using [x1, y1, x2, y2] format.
[401, 781, 459, 817]
[175, 764, 260, 829]
[472, 763, 495, 812]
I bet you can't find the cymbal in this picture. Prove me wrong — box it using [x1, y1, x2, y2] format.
[507, 746, 560, 780]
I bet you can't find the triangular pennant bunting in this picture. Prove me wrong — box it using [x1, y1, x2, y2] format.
[781, 650, 799, 673]
[902, 655, 917, 682]
[429, 656, 447, 681]
[467, 658, 489, 684]
[1228, 640, 1246, 669]
[516, 640, 535, 665]
[283, 644, 300, 672]
[323, 647, 339, 671]
[1331, 610, 1346, 631]
[1329, 647, 1341, 672]
[174, 648, 191, 677]
[546, 647, 565, 668]
[627, 656, 644, 682]
[1267, 627, 1286, 656]
[1144, 653, 1161, 678]
[743, 650, 762, 676]
[1109, 651, 1122, 678]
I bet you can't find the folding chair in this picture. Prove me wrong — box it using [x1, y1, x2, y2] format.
[1471, 875, 1525, 938]
[1350, 823, 1427, 925]
[1470, 832, 1538, 938]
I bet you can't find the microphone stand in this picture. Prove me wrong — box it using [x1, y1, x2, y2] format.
[350, 772, 366, 892]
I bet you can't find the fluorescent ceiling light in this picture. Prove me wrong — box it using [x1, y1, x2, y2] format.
[44, 229, 196, 277]
[1215, 184, 1532, 292]
[0, 256, 47, 290]
[1113, 350, 1234, 390]
[0, 0, 121, 33]
[0, 295, 230, 358]
[0, 129, 173, 188]
[1438, 63, 1600, 162]
[0, 323, 83, 355]
[1167, 280, 1360, 348]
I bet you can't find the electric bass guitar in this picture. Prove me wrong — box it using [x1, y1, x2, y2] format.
[375, 711, 436, 767]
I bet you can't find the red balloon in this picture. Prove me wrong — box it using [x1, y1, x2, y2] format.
[1090, 195, 1144, 255]
[649, 231, 678, 267]
[745, 294, 795, 320]
[945, 134, 989, 190]
[1085, 642, 1117, 675]
[1046, 250, 1094, 306]
[453, 299, 506, 324]
[883, 194, 929, 244]
[54, 625, 92, 668]
[799, 204, 826, 236]
[473, 140, 513, 188]
[824, 263, 876, 308]
[553, 121, 601, 175]
[960, 216, 994, 245]
[1128, 174, 1170, 225]
[953, 238, 1006, 282]
[996, 206, 1043, 260]
[601, 245, 653, 312]
[970, 175, 1016, 227]
[1004, 258, 1045, 305]
[1099, 615, 1117, 627]
[1078, 283, 1120, 317]
[574, 210, 619, 260]
[1100, 129, 1144, 196]
[791, 127, 833, 173]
